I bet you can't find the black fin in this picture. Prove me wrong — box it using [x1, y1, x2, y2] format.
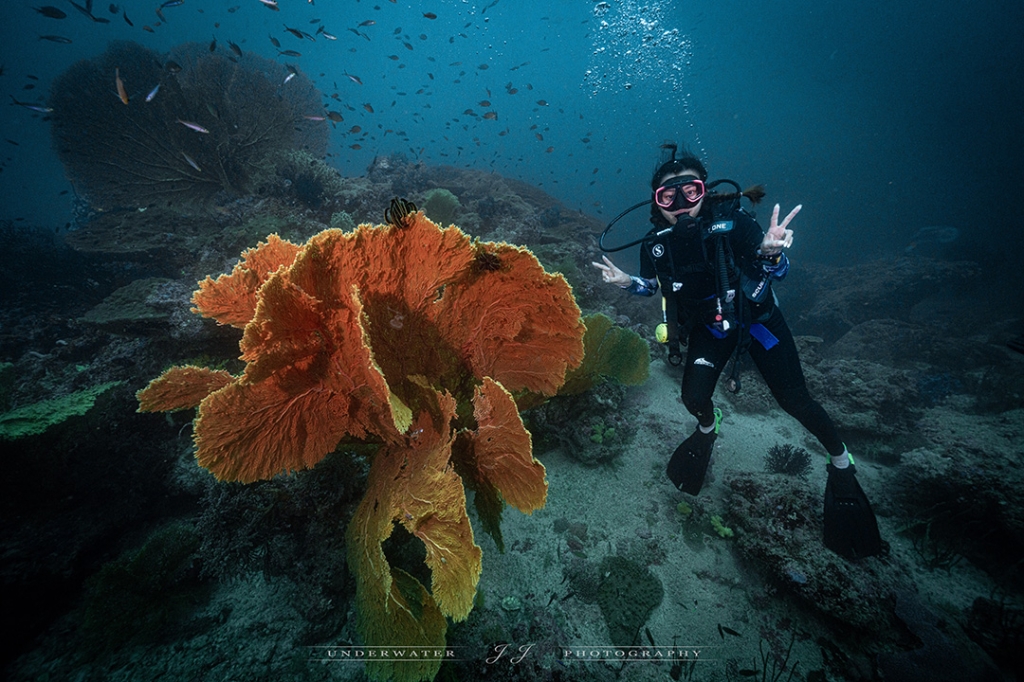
[823, 464, 882, 559]
[667, 430, 716, 495]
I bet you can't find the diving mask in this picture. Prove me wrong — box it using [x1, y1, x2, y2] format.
[654, 176, 705, 212]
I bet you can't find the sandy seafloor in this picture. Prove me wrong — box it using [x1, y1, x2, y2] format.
[464, 360, 1013, 681]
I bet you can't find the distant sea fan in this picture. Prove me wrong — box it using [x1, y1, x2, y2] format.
[764, 443, 812, 479]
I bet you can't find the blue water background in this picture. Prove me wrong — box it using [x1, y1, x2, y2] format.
[1, 0, 1021, 273]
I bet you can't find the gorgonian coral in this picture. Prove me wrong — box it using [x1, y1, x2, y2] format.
[50, 41, 326, 212]
[138, 213, 584, 682]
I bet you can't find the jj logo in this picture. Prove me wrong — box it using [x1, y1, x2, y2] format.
[486, 643, 535, 665]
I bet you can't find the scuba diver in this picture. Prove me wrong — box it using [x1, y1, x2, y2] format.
[592, 144, 882, 560]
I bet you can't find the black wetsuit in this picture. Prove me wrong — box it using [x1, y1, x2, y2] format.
[623, 204, 845, 458]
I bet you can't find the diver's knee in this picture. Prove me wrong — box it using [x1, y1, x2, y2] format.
[772, 385, 813, 416]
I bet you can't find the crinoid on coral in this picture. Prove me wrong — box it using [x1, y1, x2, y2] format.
[50, 41, 327, 213]
[763, 443, 813, 479]
[137, 213, 585, 682]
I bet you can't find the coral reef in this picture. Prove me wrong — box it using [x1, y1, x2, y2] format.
[725, 471, 903, 631]
[567, 555, 664, 648]
[77, 277, 198, 335]
[763, 443, 813, 479]
[76, 523, 203, 654]
[558, 313, 650, 396]
[421, 188, 462, 226]
[876, 590, 1002, 681]
[526, 381, 638, 466]
[523, 313, 649, 465]
[964, 591, 1024, 674]
[0, 380, 122, 440]
[50, 41, 326, 213]
[889, 445, 1024, 586]
[784, 256, 982, 342]
[137, 213, 585, 681]
[595, 555, 663, 647]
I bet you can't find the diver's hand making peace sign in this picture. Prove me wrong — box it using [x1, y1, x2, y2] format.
[760, 203, 801, 256]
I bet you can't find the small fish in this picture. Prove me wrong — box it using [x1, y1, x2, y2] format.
[718, 624, 741, 638]
[423, 12, 437, 19]
[278, 50, 301, 57]
[176, 119, 210, 133]
[257, 0, 279, 10]
[122, 9, 132, 25]
[350, 143, 361, 149]
[478, 99, 490, 106]
[34, 6, 67, 19]
[38, 35, 72, 43]
[115, 67, 129, 104]
[362, 103, 374, 113]
[67, 1, 93, 19]
[344, 72, 363, 85]
[108, 3, 118, 13]
[160, 0, 184, 7]
[303, 115, 326, 121]
[209, 37, 217, 52]
[228, 40, 242, 57]
[181, 151, 201, 171]
[165, 60, 182, 73]
[358, 19, 375, 27]
[326, 111, 343, 122]
[482, 111, 498, 120]
[9, 96, 53, 113]
[283, 72, 296, 84]
[269, 34, 280, 47]
[144, 83, 160, 102]
[320, 30, 336, 40]
[536, 99, 548, 106]
[347, 125, 361, 133]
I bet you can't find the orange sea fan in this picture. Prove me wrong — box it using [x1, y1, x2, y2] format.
[138, 212, 585, 682]
[434, 243, 586, 396]
[136, 365, 234, 412]
[348, 393, 480, 682]
[468, 377, 546, 513]
[192, 233, 301, 328]
[195, 280, 406, 483]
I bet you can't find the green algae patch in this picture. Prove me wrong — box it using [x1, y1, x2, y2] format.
[0, 381, 123, 440]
